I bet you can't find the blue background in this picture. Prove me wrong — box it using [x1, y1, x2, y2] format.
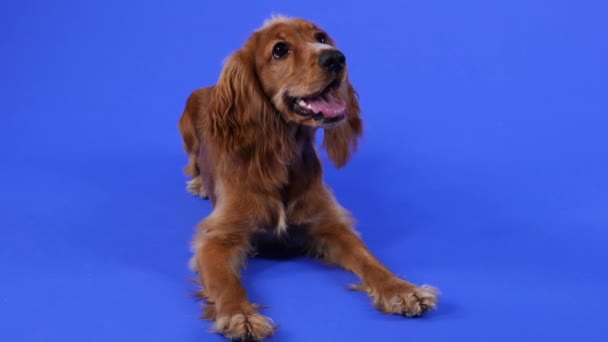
[2, 0, 607, 341]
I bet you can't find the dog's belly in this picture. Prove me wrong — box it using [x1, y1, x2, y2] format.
[250, 224, 311, 259]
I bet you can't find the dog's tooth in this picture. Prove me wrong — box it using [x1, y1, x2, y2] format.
[298, 99, 307, 107]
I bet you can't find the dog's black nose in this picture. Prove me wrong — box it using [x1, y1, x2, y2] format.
[319, 50, 346, 73]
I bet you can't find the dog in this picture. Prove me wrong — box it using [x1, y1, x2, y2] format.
[178, 15, 438, 341]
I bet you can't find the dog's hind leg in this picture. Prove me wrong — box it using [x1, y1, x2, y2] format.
[184, 154, 208, 199]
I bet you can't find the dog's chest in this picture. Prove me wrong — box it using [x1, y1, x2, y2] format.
[267, 140, 322, 232]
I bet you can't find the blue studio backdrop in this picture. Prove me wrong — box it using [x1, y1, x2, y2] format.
[1, 0, 607, 341]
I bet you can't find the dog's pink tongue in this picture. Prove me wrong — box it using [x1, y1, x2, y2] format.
[308, 93, 346, 117]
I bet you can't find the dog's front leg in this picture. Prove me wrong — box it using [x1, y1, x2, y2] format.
[308, 202, 439, 317]
[191, 218, 275, 341]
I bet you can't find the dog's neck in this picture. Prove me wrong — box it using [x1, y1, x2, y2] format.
[285, 121, 315, 153]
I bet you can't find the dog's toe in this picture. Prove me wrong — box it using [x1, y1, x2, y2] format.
[360, 279, 439, 317]
[212, 312, 275, 341]
[390, 284, 439, 317]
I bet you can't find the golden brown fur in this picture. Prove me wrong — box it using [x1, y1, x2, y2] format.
[178, 15, 438, 341]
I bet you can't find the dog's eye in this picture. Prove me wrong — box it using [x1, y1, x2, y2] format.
[272, 42, 290, 59]
[315, 32, 328, 44]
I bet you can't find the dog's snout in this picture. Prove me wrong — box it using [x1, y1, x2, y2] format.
[319, 50, 346, 73]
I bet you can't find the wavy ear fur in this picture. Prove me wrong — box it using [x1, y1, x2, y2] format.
[206, 51, 273, 151]
[322, 80, 363, 168]
[205, 50, 294, 190]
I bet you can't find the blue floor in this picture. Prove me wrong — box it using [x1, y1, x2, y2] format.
[2, 1, 607, 341]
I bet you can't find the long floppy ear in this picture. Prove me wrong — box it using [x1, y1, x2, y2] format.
[322, 79, 363, 168]
[206, 50, 271, 151]
[205, 49, 292, 190]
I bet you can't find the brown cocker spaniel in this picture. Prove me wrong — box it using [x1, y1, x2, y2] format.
[178, 15, 438, 341]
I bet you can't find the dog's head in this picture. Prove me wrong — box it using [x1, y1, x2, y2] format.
[252, 16, 354, 128]
[209, 15, 363, 167]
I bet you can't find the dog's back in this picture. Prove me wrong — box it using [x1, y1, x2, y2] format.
[178, 86, 213, 177]
[178, 86, 219, 204]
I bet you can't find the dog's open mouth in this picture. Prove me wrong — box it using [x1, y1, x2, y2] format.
[287, 80, 346, 124]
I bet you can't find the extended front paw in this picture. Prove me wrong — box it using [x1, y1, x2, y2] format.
[383, 283, 438, 317]
[355, 279, 439, 317]
[212, 311, 276, 341]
